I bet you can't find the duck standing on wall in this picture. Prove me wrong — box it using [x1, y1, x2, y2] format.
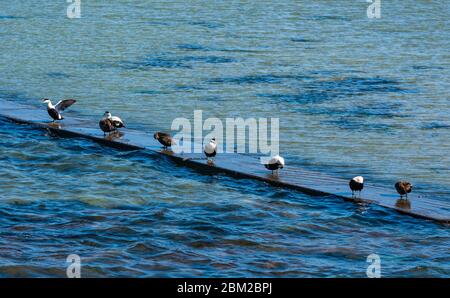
[264, 155, 285, 175]
[99, 111, 125, 135]
[154, 132, 174, 149]
[204, 138, 217, 162]
[395, 181, 413, 199]
[42, 98, 76, 122]
[349, 176, 364, 198]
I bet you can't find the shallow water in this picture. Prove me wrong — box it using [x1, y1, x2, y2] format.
[0, 1, 449, 277]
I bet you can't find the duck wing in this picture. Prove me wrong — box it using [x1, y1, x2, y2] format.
[55, 99, 76, 112]
[110, 116, 124, 128]
[160, 134, 173, 146]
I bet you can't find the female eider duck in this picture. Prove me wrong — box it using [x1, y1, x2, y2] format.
[154, 132, 174, 149]
[204, 138, 217, 161]
[349, 176, 364, 197]
[42, 98, 76, 122]
[395, 181, 413, 199]
[99, 111, 125, 135]
[264, 155, 285, 175]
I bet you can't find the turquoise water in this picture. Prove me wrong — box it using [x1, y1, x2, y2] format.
[0, 1, 449, 277]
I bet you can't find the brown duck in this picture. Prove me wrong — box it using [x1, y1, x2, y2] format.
[395, 181, 413, 199]
[154, 132, 174, 149]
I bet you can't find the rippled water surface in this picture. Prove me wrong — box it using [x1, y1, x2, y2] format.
[0, 1, 449, 277]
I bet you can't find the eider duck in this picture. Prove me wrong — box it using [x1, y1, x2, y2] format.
[395, 181, 413, 199]
[264, 155, 285, 175]
[204, 138, 217, 161]
[349, 176, 364, 197]
[154, 132, 174, 149]
[42, 98, 76, 122]
[99, 111, 125, 135]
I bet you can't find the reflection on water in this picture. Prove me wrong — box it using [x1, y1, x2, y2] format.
[104, 131, 124, 141]
[395, 199, 412, 211]
[47, 123, 62, 129]
[0, 1, 449, 277]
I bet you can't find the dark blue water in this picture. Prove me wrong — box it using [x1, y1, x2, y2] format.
[0, 120, 448, 277]
[0, 1, 449, 277]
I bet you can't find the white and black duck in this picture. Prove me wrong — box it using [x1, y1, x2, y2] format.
[99, 111, 125, 135]
[264, 155, 285, 175]
[42, 98, 76, 122]
[349, 176, 364, 197]
[204, 138, 217, 161]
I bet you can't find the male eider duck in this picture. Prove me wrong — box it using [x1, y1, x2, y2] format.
[264, 155, 285, 175]
[204, 138, 217, 161]
[99, 111, 125, 135]
[42, 98, 76, 122]
[395, 181, 413, 199]
[349, 176, 364, 197]
[154, 132, 174, 149]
